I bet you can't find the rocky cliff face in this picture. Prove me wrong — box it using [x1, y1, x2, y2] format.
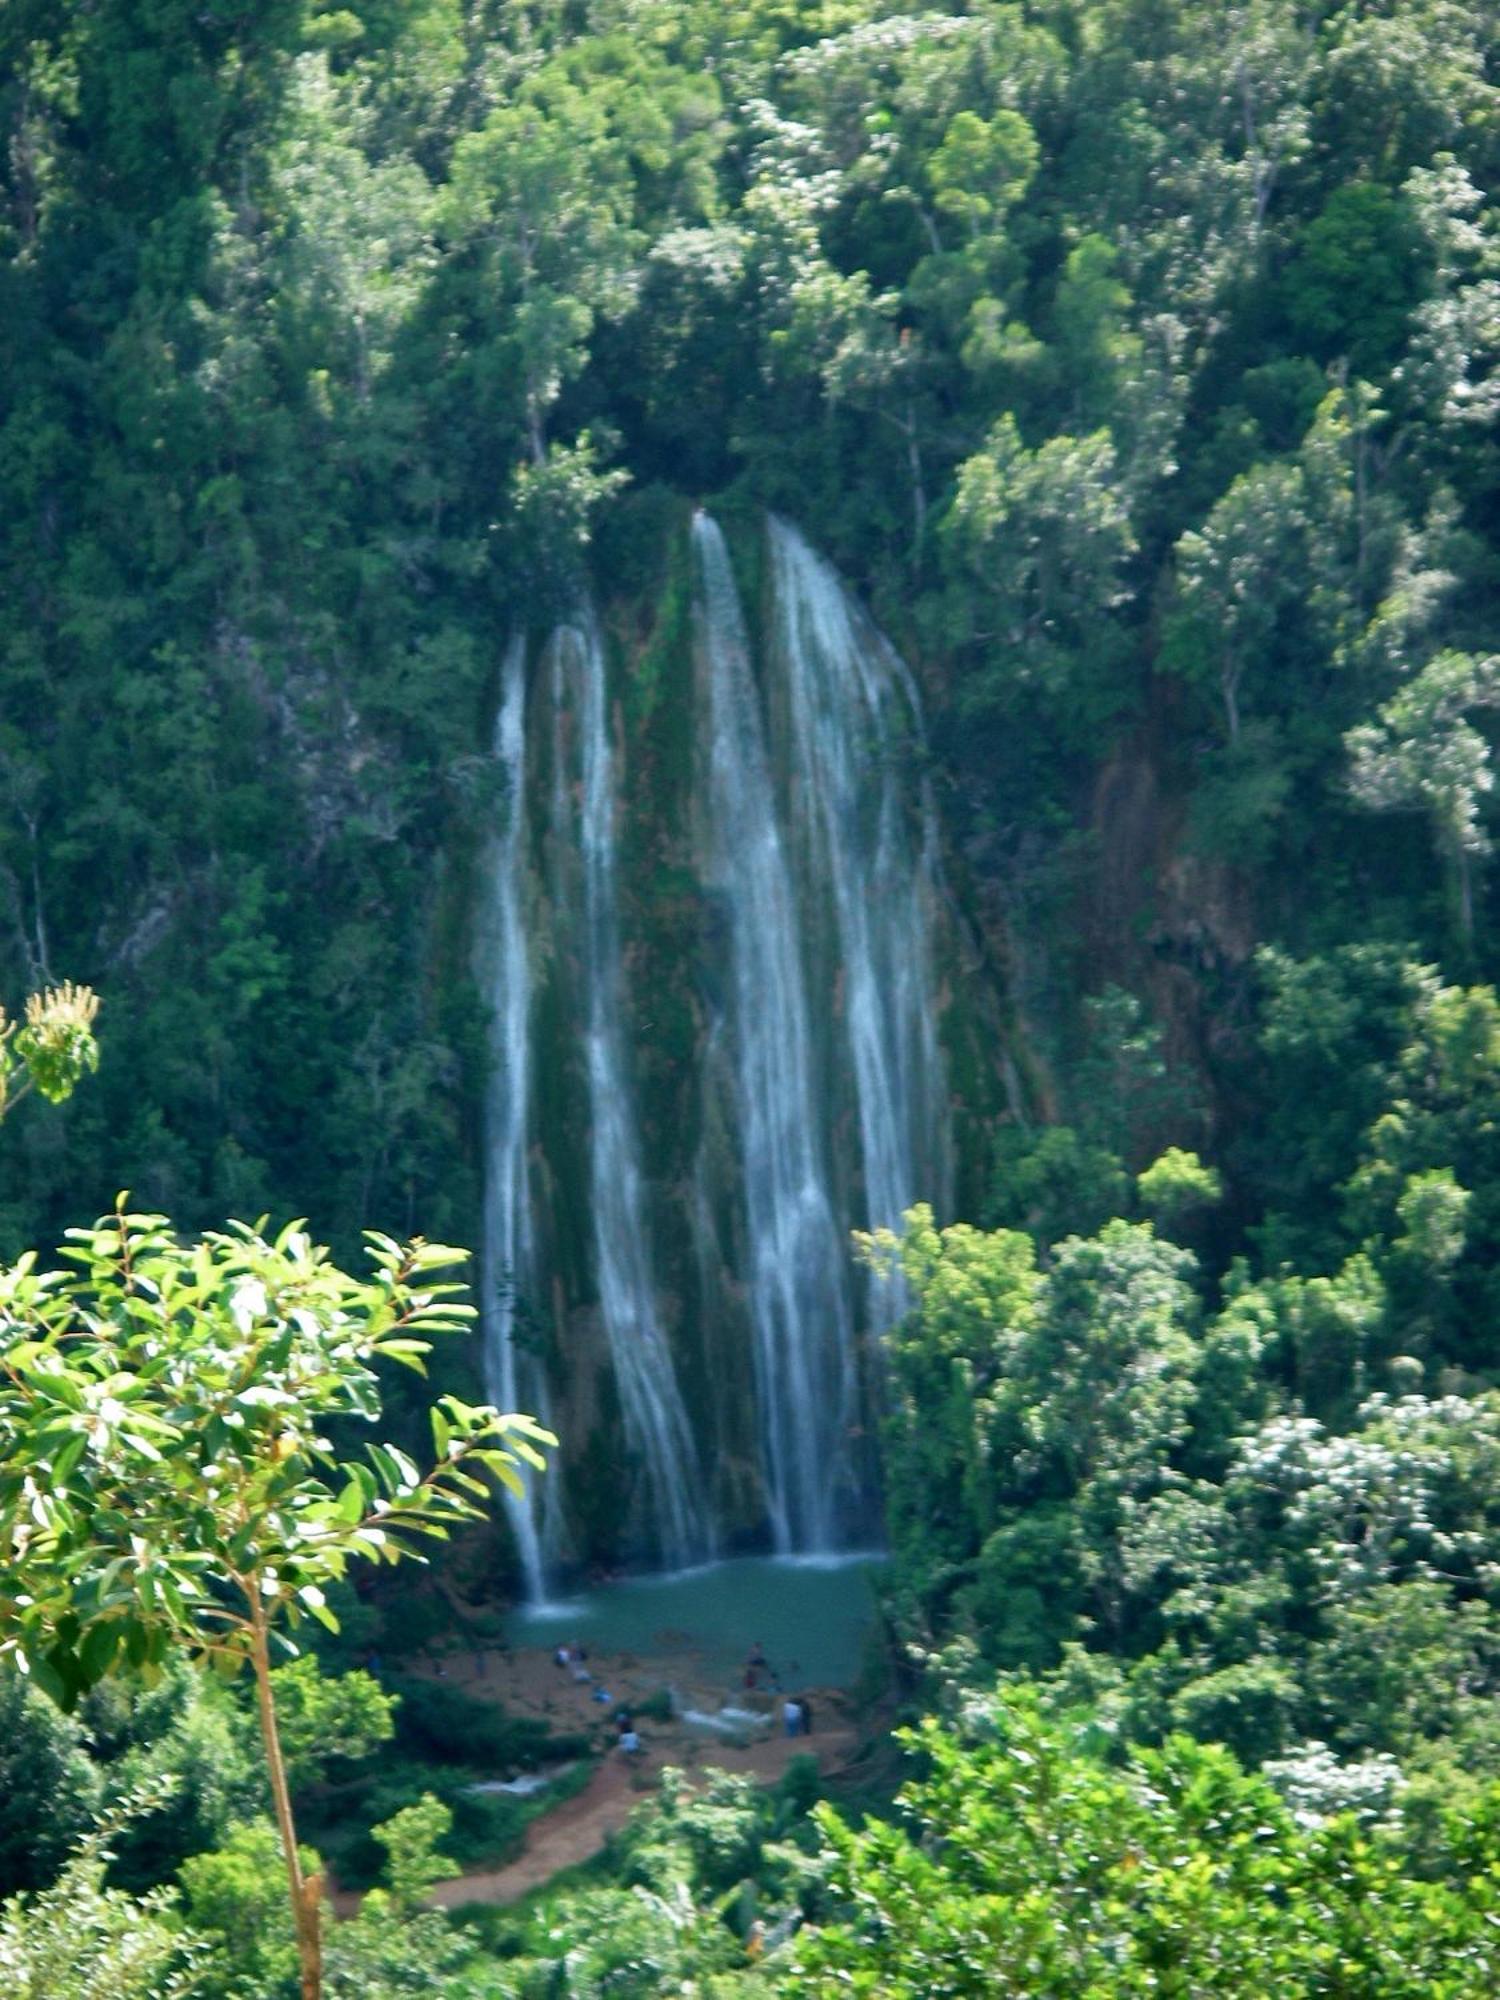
[475, 503, 997, 1584]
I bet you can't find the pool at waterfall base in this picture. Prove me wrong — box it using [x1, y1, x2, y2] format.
[505, 1552, 885, 1693]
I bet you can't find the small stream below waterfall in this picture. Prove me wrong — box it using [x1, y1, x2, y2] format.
[504, 1554, 884, 1691]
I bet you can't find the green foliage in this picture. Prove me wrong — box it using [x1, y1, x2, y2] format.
[373, 1791, 458, 1911]
[131, 1783, 479, 1999]
[0, 984, 100, 1125]
[6, 982, 101, 1108]
[0, 1201, 550, 1703]
[1347, 650, 1500, 937]
[860, 1204, 1038, 1582]
[944, 418, 1136, 727]
[0, 1799, 203, 2000]
[273, 1657, 396, 1790]
[1073, 988, 1200, 1167]
[870, 1205, 1200, 1659]
[178, 1817, 300, 1992]
[1136, 1148, 1224, 1227]
[783, 1694, 1500, 1997]
[1282, 182, 1427, 376]
[0, 0, 1496, 1352]
[322, 1895, 475, 2000]
[873, 1156, 1500, 1819]
[483, 1757, 831, 1996]
[1394, 1165, 1470, 1270]
[985, 1125, 1129, 1245]
[100, 1666, 261, 1895]
[928, 109, 1038, 233]
[386, 1673, 584, 1770]
[1164, 459, 1310, 745]
[955, 1505, 1083, 1671]
[0, 1200, 551, 1995]
[0, 1668, 100, 1897]
[4, 1, 1500, 1988]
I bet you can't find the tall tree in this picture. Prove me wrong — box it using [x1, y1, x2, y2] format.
[0, 1201, 551, 2000]
[1347, 649, 1500, 940]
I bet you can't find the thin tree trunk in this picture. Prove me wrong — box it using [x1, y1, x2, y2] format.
[906, 406, 927, 557]
[1222, 659, 1241, 745]
[20, 809, 51, 987]
[1457, 840, 1474, 945]
[1237, 61, 1277, 231]
[248, 1593, 322, 2000]
[1354, 420, 1369, 620]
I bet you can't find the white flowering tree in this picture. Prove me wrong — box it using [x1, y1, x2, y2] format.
[1347, 649, 1500, 941]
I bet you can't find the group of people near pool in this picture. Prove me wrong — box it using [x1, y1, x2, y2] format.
[747, 1641, 815, 1736]
[552, 1635, 816, 1754]
[552, 1641, 645, 1753]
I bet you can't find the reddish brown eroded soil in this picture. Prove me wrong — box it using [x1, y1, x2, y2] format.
[430, 1716, 857, 1908]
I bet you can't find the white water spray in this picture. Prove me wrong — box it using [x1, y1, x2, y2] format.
[475, 634, 554, 1599]
[549, 616, 712, 1569]
[768, 517, 949, 1280]
[693, 514, 855, 1550]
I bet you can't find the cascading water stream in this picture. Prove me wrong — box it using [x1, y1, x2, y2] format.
[768, 518, 949, 1280]
[549, 616, 711, 1571]
[475, 634, 553, 1601]
[477, 521, 949, 1575]
[693, 514, 855, 1552]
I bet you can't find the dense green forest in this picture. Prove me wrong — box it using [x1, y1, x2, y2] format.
[5, 0, 1500, 1992]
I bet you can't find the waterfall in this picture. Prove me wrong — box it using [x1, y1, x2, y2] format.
[476, 517, 950, 1576]
[475, 634, 553, 1600]
[768, 517, 949, 1275]
[549, 615, 712, 1570]
[693, 514, 855, 1552]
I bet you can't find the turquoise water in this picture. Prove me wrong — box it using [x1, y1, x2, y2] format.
[506, 1553, 885, 1691]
